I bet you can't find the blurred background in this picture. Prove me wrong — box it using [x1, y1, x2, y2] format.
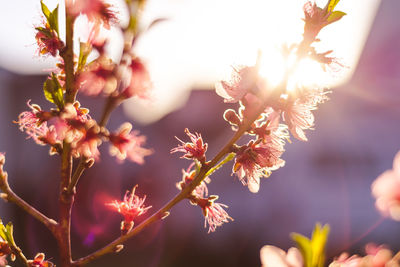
[1, 0, 400, 266]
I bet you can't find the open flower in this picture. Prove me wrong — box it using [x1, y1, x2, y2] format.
[109, 123, 153, 164]
[260, 246, 303, 267]
[120, 57, 152, 99]
[171, 128, 208, 162]
[233, 140, 285, 193]
[76, 56, 117, 96]
[215, 65, 259, 103]
[35, 21, 64, 57]
[280, 89, 328, 141]
[372, 151, 400, 221]
[108, 185, 152, 233]
[195, 196, 233, 233]
[71, 121, 101, 159]
[67, 0, 118, 29]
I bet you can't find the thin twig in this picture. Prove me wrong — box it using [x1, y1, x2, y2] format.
[10, 243, 29, 267]
[66, 157, 89, 195]
[0, 183, 58, 234]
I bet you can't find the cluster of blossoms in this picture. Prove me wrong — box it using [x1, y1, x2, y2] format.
[169, 0, 347, 233]
[173, 131, 233, 233]
[15, 100, 151, 163]
[213, 0, 344, 193]
[24, 0, 153, 163]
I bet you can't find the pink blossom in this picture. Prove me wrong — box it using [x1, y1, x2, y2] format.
[109, 123, 153, 164]
[0, 241, 11, 258]
[35, 26, 64, 57]
[196, 196, 233, 233]
[233, 140, 285, 193]
[71, 122, 101, 159]
[215, 65, 259, 103]
[77, 57, 117, 96]
[171, 128, 208, 162]
[329, 244, 398, 267]
[310, 50, 345, 73]
[15, 101, 55, 144]
[176, 163, 210, 198]
[0, 255, 7, 267]
[372, 151, 400, 221]
[281, 89, 328, 141]
[120, 57, 152, 99]
[67, 0, 117, 29]
[108, 185, 152, 231]
[329, 252, 363, 267]
[260, 245, 303, 267]
[27, 253, 54, 267]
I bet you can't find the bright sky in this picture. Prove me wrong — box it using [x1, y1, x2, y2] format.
[0, 0, 381, 123]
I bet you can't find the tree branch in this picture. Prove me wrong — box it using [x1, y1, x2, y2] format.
[73, 96, 270, 266]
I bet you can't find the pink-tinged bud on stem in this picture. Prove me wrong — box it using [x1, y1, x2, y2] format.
[223, 109, 242, 129]
[27, 252, 54, 267]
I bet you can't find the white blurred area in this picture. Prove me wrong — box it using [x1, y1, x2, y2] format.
[0, 0, 380, 124]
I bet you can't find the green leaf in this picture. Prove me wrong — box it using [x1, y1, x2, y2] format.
[325, 0, 340, 13]
[0, 220, 16, 247]
[291, 223, 330, 267]
[43, 74, 64, 109]
[327, 11, 346, 24]
[49, 5, 59, 35]
[40, 0, 51, 20]
[0, 220, 7, 241]
[311, 224, 330, 267]
[78, 42, 92, 72]
[5, 222, 15, 246]
[205, 153, 236, 177]
[291, 233, 313, 267]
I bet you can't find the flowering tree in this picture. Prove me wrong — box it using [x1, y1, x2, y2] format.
[0, 0, 398, 266]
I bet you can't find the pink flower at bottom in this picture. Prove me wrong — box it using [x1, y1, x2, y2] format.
[260, 245, 303, 267]
[0, 255, 7, 267]
[372, 151, 400, 221]
[329, 244, 398, 267]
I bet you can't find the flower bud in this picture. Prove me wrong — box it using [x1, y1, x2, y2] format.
[223, 109, 241, 127]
